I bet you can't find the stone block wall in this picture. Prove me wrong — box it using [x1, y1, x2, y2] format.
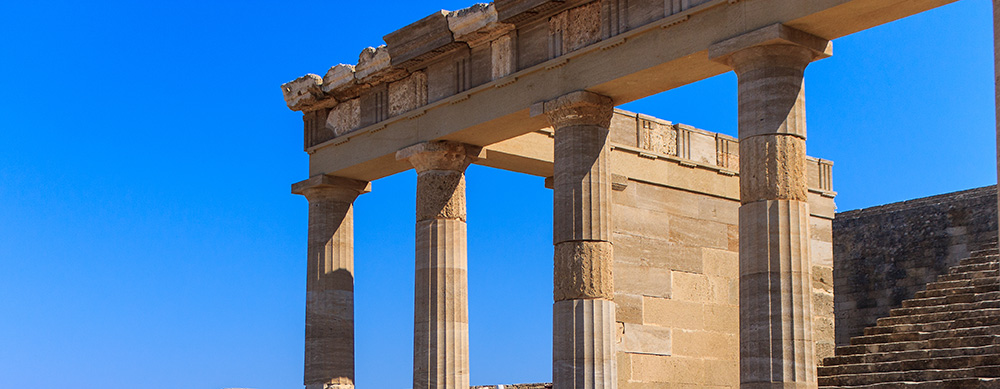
[832, 185, 998, 346]
[610, 180, 835, 387]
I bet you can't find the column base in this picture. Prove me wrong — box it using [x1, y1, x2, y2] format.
[553, 298, 617, 389]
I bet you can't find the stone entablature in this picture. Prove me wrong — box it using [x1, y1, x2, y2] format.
[282, 0, 731, 151]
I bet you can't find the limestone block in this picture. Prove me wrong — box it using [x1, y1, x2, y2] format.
[625, 0, 664, 30]
[449, 3, 515, 47]
[672, 329, 737, 360]
[491, 33, 515, 80]
[612, 204, 669, 240]
[612, 232, 704, 274]
[704, 358, 740, 387]
[281, 74, 324, 111]
[359, 83, 388, 128]
[739, 135, 808, 204]
[516, 19, 550, 69]
[670, 271, 710, 303]
[416, 170, 467, 222]
[613, 261, 671, 299]
[609, 112, 638, 147]
[396, 140, 483, 173]
[642, 297, 704, 330]
[355, 45, 406, 85]
[702, 248, 738, 279]
[686, 130, 716, 165]
[614, 292, 643, 323]
[702, 304, 738, 333]
[620, 323, 672, 356]
[807, 191, 836, 219]
[562, 2, 602, 54]
[629, 354, 704, 384]
[555, 241, 615, 301]
[384, 11, 458, 67]
[639, 118, 677, 156]
[322, 64, 361, 100]
[326, 98, 360, 137]
[469, 43, 493, 88]
[388, 71, 427, 117]
[668, 215, 729, 251]
[425, 49, 471, 103]
[601, 0, 625, 39]
[553, 298, 617, 388]
[716, 136, 739, 171]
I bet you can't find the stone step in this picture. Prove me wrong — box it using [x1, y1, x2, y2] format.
[836, 335, 1000, 356]
[948, 262, 999, 275]
[960, 253, 1000, 266]
[889, 299, 1000, 317]
[902, 291, 1000, 308]
[877, 308, 1000, 327]
[818, 353, 1000, 376]
[924, 277, 1000, 292]
[938, 269, 1000, 282]
[850, 325, 1000, 346]
[914, 283, 1000, 299]
[818, 365, 1000, 387]
[824, 344, 1000, 367]
[821, 376, 1000, 388]
[867, 311, 1000, 335]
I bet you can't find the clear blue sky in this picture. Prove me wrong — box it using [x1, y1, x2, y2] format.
[0, 1, 995, 388]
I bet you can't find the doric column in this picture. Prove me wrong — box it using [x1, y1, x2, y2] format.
[292, 174, 371, 389]
[397, 141, 481, 389]
[710, 25, 832, 389]
[543, 90, 617, 389]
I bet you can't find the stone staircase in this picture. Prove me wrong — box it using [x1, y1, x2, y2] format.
[818, 240, 1000, 388]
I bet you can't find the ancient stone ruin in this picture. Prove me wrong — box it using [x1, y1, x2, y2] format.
[281, 0, 1000, 388]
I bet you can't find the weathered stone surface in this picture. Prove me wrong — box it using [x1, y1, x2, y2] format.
[355, 45, 407, 85]
[388, 71, 428, 117]
[326, 98, 360, 137]
[620, 323, 671, 356]
[416, 171, 466, 222]
[321, 64, 361, 99]
[544, 90, 615, 130]
[555, 240, 615, 301]
[739, 134, 808, 204]
[396, 140, 483, 173]
[281, 74, 324, 111]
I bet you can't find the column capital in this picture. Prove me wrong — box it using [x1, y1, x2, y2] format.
[292, 174, 371, 202]
[708, 24, 832, 71]
[543, 90, 614, 129]
[396, 140, 483, 173]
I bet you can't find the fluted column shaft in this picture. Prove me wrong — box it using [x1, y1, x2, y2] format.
[398, 141, 481, 389]
[544, 90, 617, 389]
[711, 24, 831, 389]
[293, 175, 371, 389]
